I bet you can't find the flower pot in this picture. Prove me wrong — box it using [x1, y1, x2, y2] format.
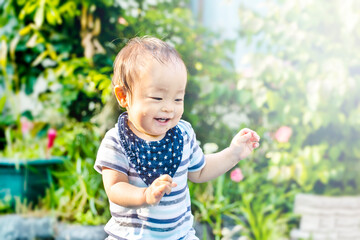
[0, 157, 64, 206]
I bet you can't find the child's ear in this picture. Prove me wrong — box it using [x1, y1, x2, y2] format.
[114, 85, 128, 108]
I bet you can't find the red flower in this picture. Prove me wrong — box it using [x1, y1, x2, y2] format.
[274, 126, 292, 143]
[47, 128, 57, 149]
[230, 168, 244, 182]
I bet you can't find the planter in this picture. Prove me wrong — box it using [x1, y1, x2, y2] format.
[0, 157, 64, 205]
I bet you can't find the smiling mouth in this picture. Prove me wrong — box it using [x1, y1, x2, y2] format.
[155, 118, 170, 123]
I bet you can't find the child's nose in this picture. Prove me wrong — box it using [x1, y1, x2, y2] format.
[161, 103, 174, 113]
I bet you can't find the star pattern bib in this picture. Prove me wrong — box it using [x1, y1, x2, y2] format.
[117, 112, 184, 186]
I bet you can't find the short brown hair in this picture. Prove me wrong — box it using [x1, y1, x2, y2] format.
[112, 36, 185, 96]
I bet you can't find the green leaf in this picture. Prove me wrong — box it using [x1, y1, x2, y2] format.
[34, 0, 45, 28]
[0, 95, 6, 113]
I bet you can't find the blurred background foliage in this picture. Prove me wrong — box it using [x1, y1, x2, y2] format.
[0, 0, 359, 239]
[237, 0, 360, 195]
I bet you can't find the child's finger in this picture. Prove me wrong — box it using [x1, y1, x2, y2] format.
[238, 132, 252, 143]
[158, 174, 173, 183]
[157, 182, 172, 195]
[152, 175, 172, 187]
[153, 189, 163, 198]
[160, 180, 178, 195]
[153, 184, 167, 198]
[252, 142, 260, 148]
[239, 128, 250, 136]
[239, 128, 260, 139]
[251, 132, 260, 141]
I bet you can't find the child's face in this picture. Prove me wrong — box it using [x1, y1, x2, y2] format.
[126, 60, 187, 141]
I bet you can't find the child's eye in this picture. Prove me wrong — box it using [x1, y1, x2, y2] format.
[150, 97, 163, 101]
[175, 98, 183, 102]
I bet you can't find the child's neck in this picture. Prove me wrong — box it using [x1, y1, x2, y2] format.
[127, 120, 165, 142]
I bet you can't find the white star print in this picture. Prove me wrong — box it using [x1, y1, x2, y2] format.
[118, 114, 184, 186]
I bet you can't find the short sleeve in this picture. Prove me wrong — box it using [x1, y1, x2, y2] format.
[178, 120, 206, 172]
[94, 127, 129, 175]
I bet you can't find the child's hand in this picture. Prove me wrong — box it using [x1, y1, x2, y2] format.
[230, 128, 260, 161]
[144, 174, 177, 206]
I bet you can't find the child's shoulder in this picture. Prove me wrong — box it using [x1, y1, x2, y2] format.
[104, 126, 118, 137]
[101, 126, 120, 143]
[177, 119, 195, 135]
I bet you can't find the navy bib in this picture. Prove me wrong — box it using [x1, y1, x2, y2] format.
[117, 112, 184, 186]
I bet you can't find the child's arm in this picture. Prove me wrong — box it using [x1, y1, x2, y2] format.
[188, 128, 260, 183]
[102, 167, 177, 207]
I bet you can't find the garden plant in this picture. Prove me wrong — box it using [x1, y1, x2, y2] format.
[1, 0, 360, 239]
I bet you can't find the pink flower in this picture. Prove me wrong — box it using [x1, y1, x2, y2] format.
[20, 117, 34, 136]
[118, 17, 128, 26]
[230, 168, 244, 182]
[274, 126, 292, 143]
[47, 128, 57, 149]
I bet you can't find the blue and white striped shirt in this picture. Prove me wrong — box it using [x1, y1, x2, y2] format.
[94, 120, 205, 239]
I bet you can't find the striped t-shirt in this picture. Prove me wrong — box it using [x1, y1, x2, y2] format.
[94, 120, 206, 240]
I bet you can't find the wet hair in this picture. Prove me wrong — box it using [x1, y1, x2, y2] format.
[112, 36, 185, 96]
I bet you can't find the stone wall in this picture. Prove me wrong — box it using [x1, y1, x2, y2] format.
[0, 215, 107, 240]
[290, 194, 360, 240]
